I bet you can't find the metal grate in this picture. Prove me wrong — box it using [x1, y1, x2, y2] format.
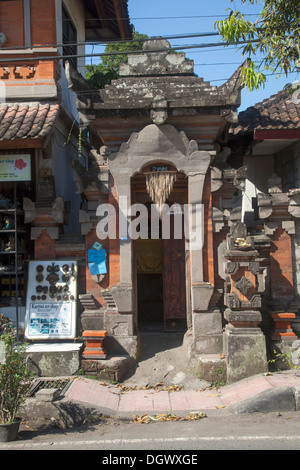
[27, 378, 72, 398]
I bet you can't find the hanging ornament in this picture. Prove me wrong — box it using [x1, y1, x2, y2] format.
[145, 171, 177, 216]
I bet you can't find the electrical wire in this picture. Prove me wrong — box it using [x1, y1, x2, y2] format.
[0, 32, 222, 52]
[0, 39, 259, 64]
[0, 13, 259, 22]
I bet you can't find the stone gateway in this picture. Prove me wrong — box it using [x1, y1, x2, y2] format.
[65, 38, 300, 383]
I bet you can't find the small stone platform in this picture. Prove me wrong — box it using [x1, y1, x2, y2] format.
[25, 343, 83, 377]
[80, 355, 136, 382]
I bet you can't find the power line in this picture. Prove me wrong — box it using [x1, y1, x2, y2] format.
[0, 32, 221, 52]
[0, 40, 259, 64]
[129, 14, 259, 20]
[0, 13, 258, 22]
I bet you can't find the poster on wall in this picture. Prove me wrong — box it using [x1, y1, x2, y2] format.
[24, 260, 77, 340]
[0, 154, 31, 182]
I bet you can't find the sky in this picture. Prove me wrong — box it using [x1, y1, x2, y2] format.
[89, 0, 299, 112]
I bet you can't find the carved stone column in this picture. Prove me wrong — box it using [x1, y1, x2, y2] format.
[223, 221, 268, 383]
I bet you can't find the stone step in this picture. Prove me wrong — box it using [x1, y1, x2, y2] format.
[196, 353, 227, 384]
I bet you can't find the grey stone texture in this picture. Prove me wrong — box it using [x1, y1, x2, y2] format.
[224, 325, 268, 384]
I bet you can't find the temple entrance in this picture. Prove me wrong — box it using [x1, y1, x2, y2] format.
[132, 166, 188, 332]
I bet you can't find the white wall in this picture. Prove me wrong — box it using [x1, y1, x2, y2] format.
[242, 155, 275, 226]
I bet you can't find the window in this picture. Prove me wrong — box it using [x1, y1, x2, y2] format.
[62, 6, 77, 69]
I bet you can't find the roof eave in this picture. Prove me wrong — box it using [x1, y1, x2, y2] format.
[84, 0, 133, 42]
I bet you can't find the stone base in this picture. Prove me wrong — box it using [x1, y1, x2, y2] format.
[80, 356, 136, 382]
[269, 336, 300, 371]
[193, 310, 224, 354]
[224, 325, 268, 384]
[104, 334, 138, 358]
[197, 354, 227, 384]
[193, 334, 224, 354]
[80, 310, 105, 331]
[25, 343, 83, 377]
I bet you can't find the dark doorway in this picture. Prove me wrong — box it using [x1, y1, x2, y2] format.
[132, 168, 188, 332]
[137, 273, 164, 328]
[136, 238, 164, 330]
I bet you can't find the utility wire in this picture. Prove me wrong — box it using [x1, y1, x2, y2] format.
[0, 32, 221, 52]
[0, 40, 259, 64]
[0, 13, 258, 22]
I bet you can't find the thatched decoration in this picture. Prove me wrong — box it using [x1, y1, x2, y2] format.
[145, 171, 177, 215]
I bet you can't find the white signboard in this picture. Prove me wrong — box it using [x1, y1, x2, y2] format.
[0, 154, 31, 182]
[25, 260, 77, 340]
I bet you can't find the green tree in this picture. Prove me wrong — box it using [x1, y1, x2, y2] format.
[215, 0, 300, 90]
[86, 32, 149, 89]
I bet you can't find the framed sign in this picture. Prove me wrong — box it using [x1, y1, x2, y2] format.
[0, 154, 31, 182]
[24, 260, 77, 340]
[150, 164, 170, 172]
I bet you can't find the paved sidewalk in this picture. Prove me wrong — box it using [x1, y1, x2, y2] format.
[65, 370, 300, 417]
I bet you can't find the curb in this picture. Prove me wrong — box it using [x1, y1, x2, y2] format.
[21, 384, 300, 429]
[227, 386, 298, 414]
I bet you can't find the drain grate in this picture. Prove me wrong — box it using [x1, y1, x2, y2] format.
[27, 378, 72, 398]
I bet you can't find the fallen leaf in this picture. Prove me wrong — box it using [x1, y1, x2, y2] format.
[24, 424, 36, 431]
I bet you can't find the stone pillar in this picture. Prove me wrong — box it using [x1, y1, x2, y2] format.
[223, 222, 268, 383]
[188, 169, 224, 355]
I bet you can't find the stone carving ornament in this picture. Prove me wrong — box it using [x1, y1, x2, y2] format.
[234, 276, 254, 296]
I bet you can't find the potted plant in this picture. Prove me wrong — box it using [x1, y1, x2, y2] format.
[0, 332, 32, 442]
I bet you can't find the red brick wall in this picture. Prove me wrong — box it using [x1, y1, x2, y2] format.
[34, 229, 56, 260]
[31, 0, 56, 46]
[0, 1, 24, 48]
[0, 0, 56, 49]
[270, 226, 294, 302]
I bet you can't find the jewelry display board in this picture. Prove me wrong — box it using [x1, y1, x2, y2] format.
[24, 260, 77, 340]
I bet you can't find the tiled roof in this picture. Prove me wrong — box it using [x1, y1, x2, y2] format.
[230, 86, 300, 136]
[0, 102, 60, 143]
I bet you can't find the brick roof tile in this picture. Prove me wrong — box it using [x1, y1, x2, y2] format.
[0, 102, 60, 142]
[230, 86, 300, 136]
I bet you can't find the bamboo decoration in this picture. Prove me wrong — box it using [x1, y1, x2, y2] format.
[145, 171, 177, 215]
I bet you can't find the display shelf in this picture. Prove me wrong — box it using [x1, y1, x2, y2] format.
[0, 185, 28, 332]
[0, 209, 23, 214]
[0, 229, 27, 233]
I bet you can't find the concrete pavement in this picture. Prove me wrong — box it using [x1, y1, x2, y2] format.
[64, 370, 300, 417]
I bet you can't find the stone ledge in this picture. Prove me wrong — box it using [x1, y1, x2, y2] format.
[25, 343, 83, 377]
[80, 355, 136, 382]
[197, 354, 227, 384]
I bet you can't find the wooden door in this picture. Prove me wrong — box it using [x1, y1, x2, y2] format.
[162, 217, 186, 330]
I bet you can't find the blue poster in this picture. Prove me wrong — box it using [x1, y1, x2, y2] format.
[88, 248, 107, 275]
